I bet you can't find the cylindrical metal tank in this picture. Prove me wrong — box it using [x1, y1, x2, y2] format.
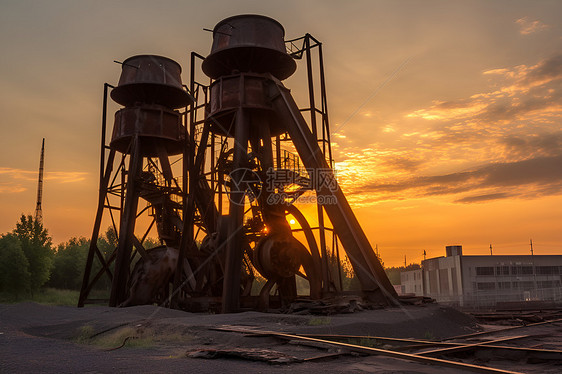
[202, 15, 296, 80]
[206, 73, 285, 137]
[110, 104, 184, 156]
[111, 55, 192, 109]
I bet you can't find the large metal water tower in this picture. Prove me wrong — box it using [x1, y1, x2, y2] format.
[79, 55, 192, 307]
[80, 15, 397, 312]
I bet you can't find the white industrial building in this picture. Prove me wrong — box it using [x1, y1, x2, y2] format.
[400, 246, 562, 308]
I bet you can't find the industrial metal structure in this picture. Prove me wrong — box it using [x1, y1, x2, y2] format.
[79, 15, 397, 312]
[35, 138, 45, 223]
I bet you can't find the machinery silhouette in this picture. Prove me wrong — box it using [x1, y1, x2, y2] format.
[79, 15, 397, 312]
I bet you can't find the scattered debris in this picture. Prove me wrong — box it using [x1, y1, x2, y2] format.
[397, 295, 435, 305]
[285, 296, 370, 315]
[214, 325, 524, 373]
[186, 347, 300, 364]
[470, 310, 562, 325]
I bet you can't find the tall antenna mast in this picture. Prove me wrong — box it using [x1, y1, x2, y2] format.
[35, 138, 45, 223]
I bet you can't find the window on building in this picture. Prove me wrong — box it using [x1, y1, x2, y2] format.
[477, 282, 496, 290]
[537, 281, 557, 289]
[513, 281, 534, 290]
[498, 282, 511, 289]
[495, 266, 510, 276]
[537, 266, 559, 275]
[511, 266, 534, 275]
[476, 267, 495, 276]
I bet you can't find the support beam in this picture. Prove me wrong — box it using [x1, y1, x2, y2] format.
[110, 135, 143, 307]
[267, 79, 397, 303]
[222, 108, 249, 313]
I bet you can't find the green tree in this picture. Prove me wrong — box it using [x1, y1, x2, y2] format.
[385, 264, 421, 285]
[12, 214, 53, 293]
[0, 234, 31, 298]
[97, 226, 117, 257]
[143, 236, 161, 249]
[49, 237, 89, 290]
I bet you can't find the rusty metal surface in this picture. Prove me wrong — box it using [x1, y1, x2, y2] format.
[111, 55, 192, 108]
[253, 235, 305, 278]
[82, 16, 397, 314]
[267, 79, 398, 303]
[206, 73, 286, 137]
[202, 15, 296, 80]
[110, 105, 184, 156]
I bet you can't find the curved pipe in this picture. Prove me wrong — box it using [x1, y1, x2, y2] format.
[285, 205, 322, 281]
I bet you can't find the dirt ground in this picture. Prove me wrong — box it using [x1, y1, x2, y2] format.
[0, 302, 560, 373]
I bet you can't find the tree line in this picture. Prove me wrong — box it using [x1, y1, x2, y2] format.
[0, 214, 419, 300]
[0, 214, 159, 299]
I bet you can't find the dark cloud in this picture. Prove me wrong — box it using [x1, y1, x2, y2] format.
[501, 131, 562, 158]
[455, 192, 512, 204]
[380, 155, 423, 172]
[360, 155, 562, 202]
[524, 53, 562, 84]
[499, 131, 562, 158]
[485, 86, 562, 123]
[481, 155, 562, 187]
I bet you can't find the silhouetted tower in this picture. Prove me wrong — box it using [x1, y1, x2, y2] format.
[200, 15, 396, 312]
[80, 15, 398, 312]
[35, 138, 45, 223]
[78, 55, 192, 307]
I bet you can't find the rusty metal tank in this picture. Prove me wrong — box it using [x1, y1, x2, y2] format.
[111, 55, 192, 109]
[110, 105, 184, 156]
[206, 73, 286, 137]
[202, 15, 296, 80]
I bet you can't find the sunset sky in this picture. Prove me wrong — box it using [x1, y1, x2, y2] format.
[1, 0, 561, 266]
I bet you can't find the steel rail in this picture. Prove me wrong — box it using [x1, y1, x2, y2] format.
[214, 326, 523, 374]
[299, 333, 562, 356]
[417, 335, 529, 356]
[441, 318, 562, 341]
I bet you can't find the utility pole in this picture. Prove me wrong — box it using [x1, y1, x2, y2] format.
[530, 238, 537, 297]
[35, 138, 45, 223]
[423, 250, 426, 261]
[490, 244, 493, 255]
[404, 254, 407, 268]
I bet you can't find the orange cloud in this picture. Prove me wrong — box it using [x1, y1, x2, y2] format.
[0, 167, 89, 192]
[0, 184, 27, 193]
[334, 54, 562, 208]
[515, 17, 549, 35]
[408, 54, 562, 123]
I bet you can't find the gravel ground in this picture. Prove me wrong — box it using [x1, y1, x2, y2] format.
[1, 302, 557, 373]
